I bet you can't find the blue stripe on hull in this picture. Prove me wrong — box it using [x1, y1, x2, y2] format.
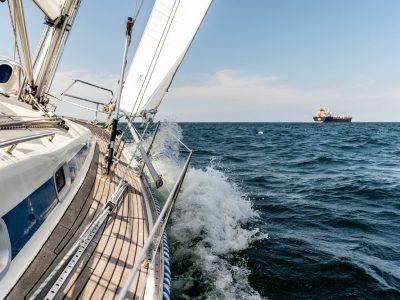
[2, 143, 90, 259]
[3, 178, 57, 258]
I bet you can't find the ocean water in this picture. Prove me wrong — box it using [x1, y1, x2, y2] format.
[137, 122, 400, 300]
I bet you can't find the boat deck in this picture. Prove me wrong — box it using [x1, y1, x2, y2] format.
[6, 122, 156, 299]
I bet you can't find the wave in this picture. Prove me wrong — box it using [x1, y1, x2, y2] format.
[146, 122, 266, 299]
[291, 155, 343, 167]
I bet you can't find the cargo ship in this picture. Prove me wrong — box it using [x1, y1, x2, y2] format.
[313, 108, 352, 123]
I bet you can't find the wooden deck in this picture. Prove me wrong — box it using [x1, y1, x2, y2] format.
[7, 122, 156, 299]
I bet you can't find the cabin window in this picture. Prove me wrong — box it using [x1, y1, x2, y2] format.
[55, 167, 66, 193]
[0, 64, 13, 84]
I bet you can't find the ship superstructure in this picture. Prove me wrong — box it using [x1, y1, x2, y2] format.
[313, 108, 352, 123]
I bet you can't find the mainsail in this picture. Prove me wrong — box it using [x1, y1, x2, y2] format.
[33, 0, 67, 21]
[120, 0, 212, 118]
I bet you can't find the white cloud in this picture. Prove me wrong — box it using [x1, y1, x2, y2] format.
[168, 69, 297, 102]
[48, 68, 400, 122]
[159, 70, 400, 122]
[348, 79, 376, 90]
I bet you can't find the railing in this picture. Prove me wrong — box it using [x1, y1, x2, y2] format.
[47, 79, 114, 123]
[61, 79, 114, 103]
[30, 182, 128, 300]
[117, 127, 192, 300]
[0, 131, 55, 154]
[126, 120, 163, 188]
[24, 119, 190, 299]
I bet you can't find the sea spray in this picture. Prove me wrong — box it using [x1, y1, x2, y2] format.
[146, 122, 266, 299]
[130, 122, 400, 299]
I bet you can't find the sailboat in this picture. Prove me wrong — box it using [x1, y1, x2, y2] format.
[0, 0, 212, 299]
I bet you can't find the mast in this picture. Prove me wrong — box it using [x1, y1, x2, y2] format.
[9, 0, 83, 108]
[33, 0, 82, 104]
[104, 17, 134, 174]
[120, 0, 213, 120]
[12, 0, 34, 85]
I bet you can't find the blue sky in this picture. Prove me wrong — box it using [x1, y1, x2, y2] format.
[2, 0, 400, 121]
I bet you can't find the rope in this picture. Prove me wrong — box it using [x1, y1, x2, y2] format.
[132, 0, 144, 21]
[0, 123, 65, 130]
[6, 0, 22, 63]
[0, 119, 68, 131]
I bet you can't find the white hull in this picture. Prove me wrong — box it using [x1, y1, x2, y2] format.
[0, 94, 96, 295]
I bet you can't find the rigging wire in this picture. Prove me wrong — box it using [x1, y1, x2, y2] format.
[6, 0, 22, 63]
[106, 0, 164, 185]
[113, 0, 180, 194]
[132, 0, 145, 21]
[114, 121, 151, 188]
[106, 0, 146, 150]
[114, 119, 151, 179]
[127, 0, 181, 121]
[104, 0, 144, 130]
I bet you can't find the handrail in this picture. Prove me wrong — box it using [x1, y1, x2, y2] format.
[47, 93, 106, 113]
[50, 79, 115, 123]
[126, 121, 163, 188]
[140, 121, 160, 174]
[30, 182, 128, 300]
[62, 79, 114, 98]
[20, 120, 189, 299]
[61, 93, 106, 106]
[0, 131, 55, 154]
[117, 141, 192, 300]
[60, 79, 113, 105]
[147, 151, 192, 266]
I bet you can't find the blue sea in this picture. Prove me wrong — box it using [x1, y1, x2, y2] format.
[140, 122, 400, 300]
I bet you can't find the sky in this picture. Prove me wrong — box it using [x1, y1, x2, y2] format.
[2, 0, 400, 121]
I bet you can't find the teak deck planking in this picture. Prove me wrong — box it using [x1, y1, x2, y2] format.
[7, 122, 153, 300]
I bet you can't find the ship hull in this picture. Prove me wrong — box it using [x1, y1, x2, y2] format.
[313, 116, 352, 123]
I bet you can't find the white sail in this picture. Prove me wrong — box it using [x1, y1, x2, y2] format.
[33, 0, 66, 21]
[120, 0, 212, 117]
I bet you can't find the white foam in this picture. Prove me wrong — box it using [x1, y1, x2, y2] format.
[144, 122, 266, 299]
[171, 166, 265, 299]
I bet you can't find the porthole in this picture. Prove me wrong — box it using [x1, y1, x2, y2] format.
[55, 166, 66, 193]
[0, 64, 13, 84]
[54, 163, 71, 201]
